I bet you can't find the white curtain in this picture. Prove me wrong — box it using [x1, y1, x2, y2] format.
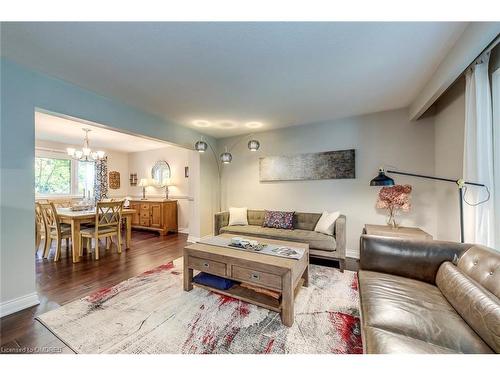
[493, 67, 500, 248]
[463, 52, 496, 247]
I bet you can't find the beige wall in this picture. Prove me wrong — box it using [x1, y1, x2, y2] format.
[128, 146, 192, 232]
[218, 108, 437, 253]
[433, 78, 466, 241]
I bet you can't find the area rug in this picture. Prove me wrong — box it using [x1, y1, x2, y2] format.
[36, 258, 362, 354]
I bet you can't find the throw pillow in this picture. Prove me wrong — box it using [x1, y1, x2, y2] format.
[262, 210, 294, 229]
[228, 207, 248, 226]
[314, 211, 340, 236]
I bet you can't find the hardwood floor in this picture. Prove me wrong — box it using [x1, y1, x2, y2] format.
[0, 231, 358, 354]
[0, 230, 186, 353]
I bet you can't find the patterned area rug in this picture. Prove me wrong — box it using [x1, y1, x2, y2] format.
[36, 258, 362, 354]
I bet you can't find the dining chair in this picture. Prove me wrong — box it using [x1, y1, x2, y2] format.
[35, 203, 47, 254]
[40, 202, 72, 261]
[80, 201, 123, 260]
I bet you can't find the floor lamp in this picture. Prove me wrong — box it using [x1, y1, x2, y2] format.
[369, 168, 490, 243]
[194, 135, 261, 212]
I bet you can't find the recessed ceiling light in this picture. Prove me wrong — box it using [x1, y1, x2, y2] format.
[215, 121, 237, 129]
[192, 120, 211, 128]
[245, 121, 263, 129]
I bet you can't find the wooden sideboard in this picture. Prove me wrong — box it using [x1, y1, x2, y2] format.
[129, 199, 178, 235]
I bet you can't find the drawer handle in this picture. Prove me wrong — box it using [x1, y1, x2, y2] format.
[251, 273, 260, 280]
[203, 262, 209, 268]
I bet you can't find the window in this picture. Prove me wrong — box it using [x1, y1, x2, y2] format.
[77, 160, 95, 197]
[35, 150, 96, 197]
[35, 157, 71, 194]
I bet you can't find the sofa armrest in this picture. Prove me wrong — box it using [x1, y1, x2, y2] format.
[214, 211, 229, 235]
[335, 215, 346, 259]
[359, 235, 472, 284]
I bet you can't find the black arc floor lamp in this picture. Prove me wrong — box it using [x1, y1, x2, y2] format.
[370, 168, 490, 243]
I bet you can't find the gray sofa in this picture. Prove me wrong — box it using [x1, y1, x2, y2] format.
[214, 210, 346, 271]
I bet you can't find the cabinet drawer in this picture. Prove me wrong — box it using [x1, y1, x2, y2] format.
[188, 256, 226, 277]
[140, 218, 150, 226]
[140, 211, 150, 218]
[231, 266, 282, 290]
[141, 204, 150, 210]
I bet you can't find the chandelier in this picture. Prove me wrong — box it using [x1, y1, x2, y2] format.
[66, 128, 105, 161]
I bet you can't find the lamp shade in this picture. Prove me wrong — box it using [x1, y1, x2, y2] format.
[195, 140, 208, 152]
[220, 152, 232, 164]
[247, 139, 260, 151]
[370, 169, 395, 186]
[138, 178, 149, 187]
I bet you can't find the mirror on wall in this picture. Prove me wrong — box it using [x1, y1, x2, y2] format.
[151, 160, 171, 187]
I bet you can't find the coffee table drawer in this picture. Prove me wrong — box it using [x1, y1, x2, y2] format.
[188, 256, 226, 276]
[231, 266, 282, 290]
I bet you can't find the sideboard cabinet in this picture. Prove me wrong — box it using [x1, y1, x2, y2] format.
[129, 199, 178, 235]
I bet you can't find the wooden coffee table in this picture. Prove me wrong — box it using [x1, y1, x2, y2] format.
[183, 233, 309, 327]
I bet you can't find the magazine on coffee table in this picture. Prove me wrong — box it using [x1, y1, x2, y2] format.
[199, 236, 305, 260]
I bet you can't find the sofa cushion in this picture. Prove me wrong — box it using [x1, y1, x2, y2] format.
[262, 210, 294, 229]
[358, 270, 493, 353]
[436, 262, 500, 352]
[363, 326, 458, 354]
[219, 225, 336, 251]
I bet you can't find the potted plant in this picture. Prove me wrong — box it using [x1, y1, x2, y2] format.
[376, 184, 412, 228]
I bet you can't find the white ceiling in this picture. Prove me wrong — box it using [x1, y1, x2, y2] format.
[2, 22, 467, 138]
[35, 111, 170, 153]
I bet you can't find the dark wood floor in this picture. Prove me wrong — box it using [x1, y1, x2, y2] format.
[0, 231, 358, 354]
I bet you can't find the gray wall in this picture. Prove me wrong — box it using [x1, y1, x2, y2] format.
[0, 58, 218, 314]
[218, 108, 437, 253]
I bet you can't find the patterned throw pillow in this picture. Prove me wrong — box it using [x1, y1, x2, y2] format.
[262, 210, 294, 229]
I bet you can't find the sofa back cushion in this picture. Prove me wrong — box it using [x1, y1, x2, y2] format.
[457, 245, 500, 298]
[436, 261, 500, 352]
[246, 210, 323, 231]
[247, 210, 265, 226]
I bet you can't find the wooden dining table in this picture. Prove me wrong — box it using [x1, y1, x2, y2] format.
[57, 207, 137, 263]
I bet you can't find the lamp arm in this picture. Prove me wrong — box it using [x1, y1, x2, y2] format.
[205, 140, 221, 179]
[386, 170, 485, 187]
[228, 133, 255, 153]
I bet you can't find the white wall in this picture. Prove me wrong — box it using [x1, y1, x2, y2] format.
[433, 78, 465, 241]
[35, 139, 130, 198]
[128, 146, 192, 232]
[218, 108, 437, 253]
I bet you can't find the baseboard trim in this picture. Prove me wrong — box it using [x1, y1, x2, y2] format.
[346, 248, 360, 259]
[178, 227, 189, 234]
[0, 292, 40, 318]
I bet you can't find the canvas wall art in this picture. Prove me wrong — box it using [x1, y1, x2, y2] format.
[259, 149, 355, 182]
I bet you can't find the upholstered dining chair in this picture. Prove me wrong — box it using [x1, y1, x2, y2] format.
[35, 202, 47, 254]
[80, 201, 123, 260]
[39, 202, 72, 261]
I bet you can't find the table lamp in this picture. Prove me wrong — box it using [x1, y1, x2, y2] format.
[138, 178, 149, 200]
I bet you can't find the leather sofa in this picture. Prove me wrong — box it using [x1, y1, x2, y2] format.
[358, 235, 499, 353]
[214, 210, 346, 271]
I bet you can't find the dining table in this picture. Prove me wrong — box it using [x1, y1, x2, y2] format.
[56, 207, 137, 263]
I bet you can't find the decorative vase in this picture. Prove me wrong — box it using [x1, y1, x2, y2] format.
[387, 210, 398, 228]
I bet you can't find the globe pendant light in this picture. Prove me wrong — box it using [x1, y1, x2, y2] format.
[220, 147, 232, 164]
[195, 138, 208, 152]
[247, 139, 260, 151]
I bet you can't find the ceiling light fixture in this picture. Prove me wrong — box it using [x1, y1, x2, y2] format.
[245, 121, 263, 129]
[193, 120, 211, 128]
[67, 128, 105, 162]
[215, 121, 237, 129]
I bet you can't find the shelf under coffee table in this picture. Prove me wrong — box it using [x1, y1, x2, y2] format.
[183, 234, 309, 327]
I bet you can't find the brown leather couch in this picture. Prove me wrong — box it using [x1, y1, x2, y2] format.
[359, 235, 499, 354]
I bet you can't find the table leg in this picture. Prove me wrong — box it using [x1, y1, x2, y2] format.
[125, 215, 132, 249]
[183, 254, 193, 291]
[71, 220, 81, 263]
[302, 265, 309, 287]
[281, 271, 294, 327]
